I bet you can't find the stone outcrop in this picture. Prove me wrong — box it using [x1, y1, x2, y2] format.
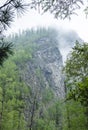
[21, 36, 65, 99]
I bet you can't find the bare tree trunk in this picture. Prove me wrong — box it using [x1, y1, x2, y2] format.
[85, 107, 88, 129]
[0, 87, 5, 130]
[67, 107, 71, 129]
[29, 94, 37, 130]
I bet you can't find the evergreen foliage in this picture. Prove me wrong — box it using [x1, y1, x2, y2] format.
[64, 41, 88, 105]
[0, 39, 13, 65]
[0, 59, 26, 130]
[0, 0, 28, 65]
[30, 0, 84, 19]
[64, 41, 88, 128]
[0, 28, 87, 130]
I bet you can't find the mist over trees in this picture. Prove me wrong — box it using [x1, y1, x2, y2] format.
[0, 28, 87, 130]
[0, 1, 88, 130]
[0, 0, 88, 65]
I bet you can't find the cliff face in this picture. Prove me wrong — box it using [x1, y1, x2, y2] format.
[20, 36, 65, 99]
[35, 46, 65, 98]
[15, 28, 82, 99]
[8, 28, 83, 130]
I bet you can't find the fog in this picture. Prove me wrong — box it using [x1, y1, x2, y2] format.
[3, 3, 88, 62]
[56, 28, 82, 63]
[6, 7, 88, 42]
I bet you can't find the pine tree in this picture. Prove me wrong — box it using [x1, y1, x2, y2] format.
[0, 0, 28, 65]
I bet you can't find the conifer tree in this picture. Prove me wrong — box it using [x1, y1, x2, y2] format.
[0, 0, 28, 65]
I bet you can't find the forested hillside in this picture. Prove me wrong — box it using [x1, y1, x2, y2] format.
[0, 28, 87, 130]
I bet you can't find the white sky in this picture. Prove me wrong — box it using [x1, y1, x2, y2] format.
[6, 6, 88, 42]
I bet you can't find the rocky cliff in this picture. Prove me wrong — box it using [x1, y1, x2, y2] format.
[6, 28, 83, 130]
[19, 35, 65, 99]
[13, 28, 82, 99]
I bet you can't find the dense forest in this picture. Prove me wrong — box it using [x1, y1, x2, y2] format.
[0, 28, 88, 130]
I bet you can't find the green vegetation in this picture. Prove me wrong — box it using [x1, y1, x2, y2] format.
[0, 0, 28, 65]
[0, 1, 88, 128]
[65, 41, 88, 106]
[0, 0, 88, 65]
[64, 41, 88, 106]
[0, 59, 26, 130]
[0, 28, 87, 130]
[64, 41, 88, 129]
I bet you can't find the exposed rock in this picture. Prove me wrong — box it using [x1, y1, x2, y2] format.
[21, 37, 65, 99]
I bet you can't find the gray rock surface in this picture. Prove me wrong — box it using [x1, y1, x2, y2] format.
[21, 37, 65, 99]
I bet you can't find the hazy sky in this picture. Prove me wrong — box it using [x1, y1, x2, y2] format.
[2, 0, 87, 62]
[6, 4, 88, 42]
